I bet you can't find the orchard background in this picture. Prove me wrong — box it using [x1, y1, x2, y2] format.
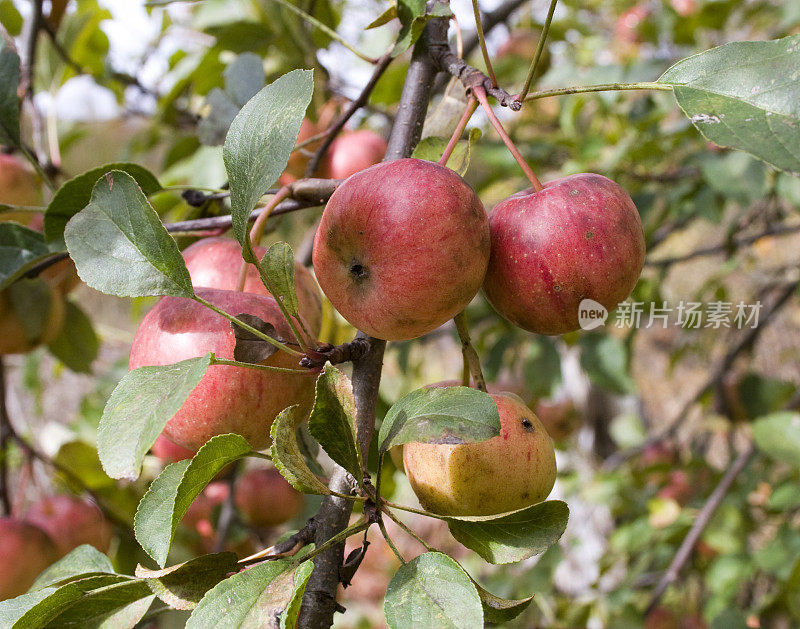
[0, 0, 799, 627]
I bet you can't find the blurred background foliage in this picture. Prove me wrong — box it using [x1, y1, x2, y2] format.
[2, 0, 800, 626]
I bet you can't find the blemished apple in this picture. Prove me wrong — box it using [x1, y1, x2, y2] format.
[182, 237, 323, 336]
[483, 173, 645, 335]
[403, 389, 557, 516]
[25, 495, 112, 556]
[152, 434, 195, 464]
[234, 467, 304, 527]
[312, 158, 490, 340]
[0, 279, 65, 355]
[129, 288, 316, 450]
[0, 518, 59, 600]
[325, 129, 387, 180]
[0, 153, 40, 224]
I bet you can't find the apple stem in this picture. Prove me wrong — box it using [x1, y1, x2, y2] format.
[237, 187, 292, 293]
[382, 507, 437, 551]
[516, 0, 559, 103]
[438, 96, 478, 168]
[453, 311, 487, 392]
[474, 86, 544, 192]
[470, 0, 498, 88]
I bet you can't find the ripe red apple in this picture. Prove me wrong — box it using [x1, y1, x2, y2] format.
[325, 129, 387, 180]
[0, 518, 59, 599]
[403, 387, 557, 516]
[482, 173, 645, 335]
[152, 434, 195, 464]
[234, 467, 304, 527]
[0, 153, 41, 224]
[182, 237, 323, 336]
[129, 288, 316, 450]
[0, 280, 66, 355]
[25, 495, 112, 556]
[312, 158, 490, 340]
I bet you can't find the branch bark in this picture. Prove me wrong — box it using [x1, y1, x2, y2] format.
[0, 359, 12, 515]
[297, 14, 443, 625]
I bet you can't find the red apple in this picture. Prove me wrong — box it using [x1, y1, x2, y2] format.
[25, 495, 112, 556]
[312, 158, 490, 340]
[403, 387, 557, 516]
[0, 518, 59, 599]
[182, 237, 323, 336]
[483, 173, 645, 335]
[0, 153, 40, 223]
[183, 481, 230, 537]
[129, 288, 316, 450]
[0, 280, 66, 355]
[234, 467, 304, 527]
[325, 129, 387, 180]
[152, 434, 195, 464]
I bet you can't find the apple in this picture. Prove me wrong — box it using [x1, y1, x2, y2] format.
[40, 258, 81, 294]
[0, 279, 66, 355]
[234, 467, 304, 527]
[403, 388, 557, 516]
[25, 495, 112, 556]
[0, 518, 59, 600]
[482, 173, 645, 335]
[129, 288, 316, 450]
[312, 158, 490, 340]
[183, 481, 230, 537]
[152, 434, 195, 464]
[0, 153, 40, 224]
[325, 129, 387, 180]
[182, 237, 323, 336]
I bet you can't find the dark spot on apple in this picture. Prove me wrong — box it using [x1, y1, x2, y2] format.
[553, 284, 561, 292]
[569, 189, 579, 196]
[349, 260, 369, 281]
[585, 231, 594, 239]
[521, 417, 534, 432]
[521, 492, 529, 499]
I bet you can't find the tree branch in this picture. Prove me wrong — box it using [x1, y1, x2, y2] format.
[0, 359, 12, 515]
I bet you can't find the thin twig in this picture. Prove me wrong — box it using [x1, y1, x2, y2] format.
[517, 0, 558, 101]
[300, 337, 372, 369]
[0, 359, 12, 515]
[470, 0, 498, 88]
[645, 443, 755, 614]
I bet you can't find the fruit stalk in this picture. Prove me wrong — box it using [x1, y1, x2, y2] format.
[453, 311, 487, 391]
[438, 96, 478, 167]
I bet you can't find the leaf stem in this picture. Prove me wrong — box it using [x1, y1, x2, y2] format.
[378, 517, 407, 564]
[381, 498, 448, 520]
[453, 311, 487, 392]
[211, 357, 310, 374]
[523, 81, 673, 101]
[470, 0, 498, 88]
[474, 85, 543, 191]
[517, 0, 558, 102]
[194, 295, 304, 357]
[268, 0, 378, 64]
[438, 96, 478, 167]
[382, 508, 436, 552]
[295, 519, 371, 565]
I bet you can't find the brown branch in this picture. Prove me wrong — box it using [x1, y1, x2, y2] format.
[0, 359, 12, 515]
[303, 53, 393, 178]
[300, 338, 372, 369]
[645, 443, 755, 614]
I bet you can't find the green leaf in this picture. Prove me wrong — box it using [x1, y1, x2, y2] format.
[6, 278, 54, 343]
[392, 0, 452, 57]
[0, 223, 52, 290]
[308, 364, 362, 484]
[366, 5, 397, 29]
[47, 300, 99, 373]
[736, 373, 797, 420]
[136, 552, 239, 610]
[261, 242, 299, 316]
[270, 406, 332, 495]
[186, 560, 307, 628]
[446, 500, 569, 564]
[64, 170, 193, 299]
[98, 354, 212, 481]
[579, 334, 635, 395]
[0, 37, 21, 147]
[473, 581, 533, 624]
[44, 163, 161, 249]
[223, 69, 313, 260]
[31, 545, 115, 590]
[752, 412, 800, 468]
[411, 128, 481, 177]
[231, 313, 281, 364]
[378, 386, 500, 452]
[0, 590, 55, 628]
[54, 441, 116, 491]
[384, 551, 483, 629]
[280, 561, 313, 629]
[135, 434, 251, 567]
[658, 35, 800, 175]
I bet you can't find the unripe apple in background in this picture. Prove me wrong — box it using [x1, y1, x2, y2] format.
[0, 279, 65, 355]
[152, 434, 195, 464]
[234, 467, 304, 527]
[129, 288, 316, 450]
[313, 158, 490, 340]
[25, 495, 112, 555]
[182, 237, 323, 336]
[403, 388, 557, 516]
[483, 173, 645, 335]
[0, 518, 59, 600]
[0, 153, 41, 224]
[325, 129, 387, 180]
